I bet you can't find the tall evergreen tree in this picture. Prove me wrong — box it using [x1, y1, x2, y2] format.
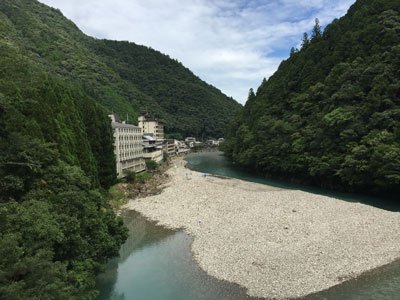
[312, 18, 322, 39]
[301, 32, 310, 49]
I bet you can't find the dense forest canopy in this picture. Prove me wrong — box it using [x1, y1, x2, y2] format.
[0, 1, 130, 298]
[1, 0, 241, 139]
[0, 39, 127, 300]
[223, 0, 400, 195]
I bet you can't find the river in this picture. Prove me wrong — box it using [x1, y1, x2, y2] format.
[96, 210, 261, 300]
[96, 151, 400, 300]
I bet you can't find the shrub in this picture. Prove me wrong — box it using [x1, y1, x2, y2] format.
[124, 170, 136, 183]
[145, 160, 159, 170]
[136, 172, 151, 183]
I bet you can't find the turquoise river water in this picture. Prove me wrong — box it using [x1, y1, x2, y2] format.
[96, 151, 400, 300]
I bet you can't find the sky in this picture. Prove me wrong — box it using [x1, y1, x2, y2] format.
[39, 0, 356, 104]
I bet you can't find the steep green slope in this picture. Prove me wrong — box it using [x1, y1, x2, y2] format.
[0, 11, 126, 300]
[91, 40, 241, 138]
[223, 0, 400, 194]
[1, 0, 241, 138]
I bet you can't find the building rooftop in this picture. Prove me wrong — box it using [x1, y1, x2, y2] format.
[111, 122, 140, 129]
[141, 118, 165, 124]
[108, 114, 122, 123]
[143, 134, 156, 141]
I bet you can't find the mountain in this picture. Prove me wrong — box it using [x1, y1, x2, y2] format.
[0, 2, 130, 299]
[223, 0, 400, 195]
[1, 0, 241, 139]
[0, 37, 127, 299]
[0, 1, 240, 298]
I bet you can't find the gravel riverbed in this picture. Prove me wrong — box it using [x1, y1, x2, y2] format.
[124, 160, 400, 299]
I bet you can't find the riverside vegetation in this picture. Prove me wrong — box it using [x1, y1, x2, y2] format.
[223, 0, 400, 195]
[108, 160, 171, 211]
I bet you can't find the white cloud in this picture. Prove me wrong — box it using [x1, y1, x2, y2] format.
[39, 0, 355, 104]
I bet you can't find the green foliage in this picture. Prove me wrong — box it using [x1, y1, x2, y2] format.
[0, 200, 72, 300]
[311, 18, 322, 40]
[0, 39, 117, 189]
[107, 184, 128, 210]
[0, 7, 125, 298]
[124, 170, 136, 183]
[0, 0, 241, 138]
[224, 0, 400, 194]
[163, 152, 168, 162]
[145, 160, 159, 171]
[301, 32, 310, 49]
[0, 132, 127, 299]
[136, 172, 151, 183]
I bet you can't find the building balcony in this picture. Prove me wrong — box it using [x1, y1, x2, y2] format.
[143, 149, 163, 163]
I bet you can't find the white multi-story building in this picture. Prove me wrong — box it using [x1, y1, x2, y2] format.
[109, 114, 145, 178]
[138, 111, 164, 140]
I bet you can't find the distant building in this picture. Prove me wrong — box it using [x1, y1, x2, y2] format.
[142, 134, 163, 163]
[206, 139, 216, 146]
[178, 148, 190, 154]
[163, 139, 176, 156]
[184, 137, 196, 148]
[109, 114, 145, 178]
[138, 111, 164, 140]
[177, 140, 186, 148]
[185, 137, 196, 143]
[206, 138, 224, 146]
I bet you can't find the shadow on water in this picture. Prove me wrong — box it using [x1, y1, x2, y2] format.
[185, 152, 400, 212]
[96, 210, 176, 300]
[303, 259, 400, 300]
[96, 210, 263, 300]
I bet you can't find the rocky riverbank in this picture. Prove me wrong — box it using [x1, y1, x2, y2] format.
[123, 159, 400, 299]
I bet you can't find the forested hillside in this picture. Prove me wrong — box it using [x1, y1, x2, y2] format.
[1, 0, 241, 139]
[223, 0, 400, 194]
[0, 3, 128, 299]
